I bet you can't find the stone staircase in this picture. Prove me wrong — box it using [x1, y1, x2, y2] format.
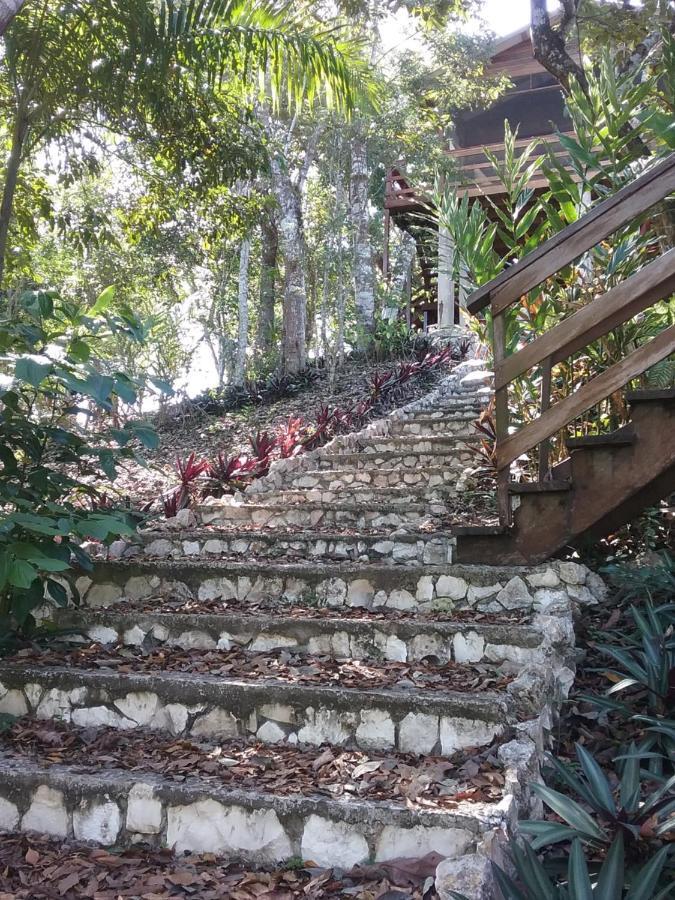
[0, 359, 600, 898]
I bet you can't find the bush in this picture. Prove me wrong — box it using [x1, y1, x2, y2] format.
[0, 288, 165, 648]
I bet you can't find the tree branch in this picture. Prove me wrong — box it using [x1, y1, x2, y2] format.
[530, 0, 588, 94]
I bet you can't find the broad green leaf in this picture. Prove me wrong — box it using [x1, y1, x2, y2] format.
[130, 424, 160, 450]
[8, 559, 37, 589]
[595, 833, 625, 900]
[567, 840, 593, 900]
[626, 845, 672, 900]
[88, 285, 115, 316]
[15, 357, 52, 388]
[531, 784, 607, 840]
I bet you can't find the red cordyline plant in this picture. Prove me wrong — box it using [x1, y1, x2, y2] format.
[249, 431, 276, 462]
[174, 452, 209, 486]
[162, 486, 189, 518]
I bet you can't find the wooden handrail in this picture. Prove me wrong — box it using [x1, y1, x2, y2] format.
[466, 153, 675, 315]
[497, 324, 675, 470]
[495, 249, 675, 390]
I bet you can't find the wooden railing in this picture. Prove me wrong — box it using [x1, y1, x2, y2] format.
[465, 153, 675, 525]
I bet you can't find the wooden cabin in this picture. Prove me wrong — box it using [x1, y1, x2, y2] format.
[384, 23, 579, 330]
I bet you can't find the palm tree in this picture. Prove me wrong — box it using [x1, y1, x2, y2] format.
[0, 0, 27, 35]
[0, 0, 363, 284]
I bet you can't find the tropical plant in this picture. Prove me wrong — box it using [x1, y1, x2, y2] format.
[0, 286, 164, 645]
[447, 835, 672, 900]
[521, 744, 675, 854]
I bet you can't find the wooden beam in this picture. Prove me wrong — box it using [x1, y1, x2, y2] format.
[496, 324, 675, 470]
[495, 249, 675, 389]
[466, 153, 675, 315]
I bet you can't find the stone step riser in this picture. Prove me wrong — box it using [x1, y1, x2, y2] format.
[283, 469, 461, 491]
[314, 452, 473, 470]
[236, 485, 462, 507]
[74, 559, 588, 622]
[139, 532, 455, 566]
[0, 665, 515, 757]
[325, 439, 476, 457]
[0, 757, 526, 866]
[54, 609, 548, 668]
[200, 503, 448, 531]
[139, 531, 455, 565]
[390, 421, 478, 436]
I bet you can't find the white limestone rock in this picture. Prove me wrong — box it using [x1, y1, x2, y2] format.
[0, 688, 28, 717]
[301, 815, 369, 868]
[453, 631, 486, 663]
[144, 539, 174, 558]
[124, 576, 155, 601]
[123, 625, 147, 646]
[436, 854, 495, 900]
[416, 576, 434, 603]
[386, 589, 416, 611]
[72, 705, 134, 729]
[496, 576, 532, 610]
[257, 720, 286, 743]
[191, 707, 239, 738]
[73, 799, 121, 844]
[88, 625, 119, 645]
[376, 824, 472, 862]
[174, 630, 217, 650]
[526, 569, 560, 589]
[356, 709, 395, 751]
[86, 582, 123, 608]
[440, 717, 501, 753]
[249, 634, 298, 653]
[126, 782, 162, 834]
[0, 797, 19, 831]
[114, 692, 161, 726]
[297, 708, 355, 746]
[167, 800, 291, 860]
[22, 785, 68, 837]
[557, 561, 587, 585]
[36, 688, 73, 722]
[347, 579, 375, 608]
[398, 712, 439, 754]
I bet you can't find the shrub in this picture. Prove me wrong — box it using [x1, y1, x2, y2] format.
[0, 288, 165, 646]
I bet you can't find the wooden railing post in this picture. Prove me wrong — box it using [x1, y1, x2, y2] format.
[492, 309, 511, 525]
[538, 355, 553, 481]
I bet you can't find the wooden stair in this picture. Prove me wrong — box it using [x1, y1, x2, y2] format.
[456, 153, 675, 565]
[458, 390, 675, 565]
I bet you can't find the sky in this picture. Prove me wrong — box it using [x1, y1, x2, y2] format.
[482, 0, 540, 35]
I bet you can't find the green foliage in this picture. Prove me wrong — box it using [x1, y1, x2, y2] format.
[0, 287, 166, 646]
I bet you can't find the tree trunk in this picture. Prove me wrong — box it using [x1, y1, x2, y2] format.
[389, 231, 416, 318]
[233, 236, 251, 386]
[0, 0, 26, 35]
[529, 0, 587, 94]
[350, 129, 375, 343]
[0, 113, 28, 287]
[269, 157, 307, 374]
[256, 218, 278, 355]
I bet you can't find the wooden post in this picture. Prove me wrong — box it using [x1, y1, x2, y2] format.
[538, 355, 552, 481]
[493, 309, 511, 525]
[383, 208, 391, 284]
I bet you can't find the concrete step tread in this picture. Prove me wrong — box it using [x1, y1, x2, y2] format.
[0, 719, 507, 815]
[0, 643, 518, 699]
[52, 606, 543, 664]
[332, 434, 480, 450]
[138, 527, 455, 546]
[0, 752, 517, 864]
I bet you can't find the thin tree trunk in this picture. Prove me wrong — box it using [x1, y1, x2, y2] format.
[256, 218, 278, 355]
[350, 129, 374, 343]
[529, 0, 587, 94]
[270, 157, 307, 374]
[234, 236, 251, 386]
[0, 112, 28, 286]
[0, 0, 26, 35]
